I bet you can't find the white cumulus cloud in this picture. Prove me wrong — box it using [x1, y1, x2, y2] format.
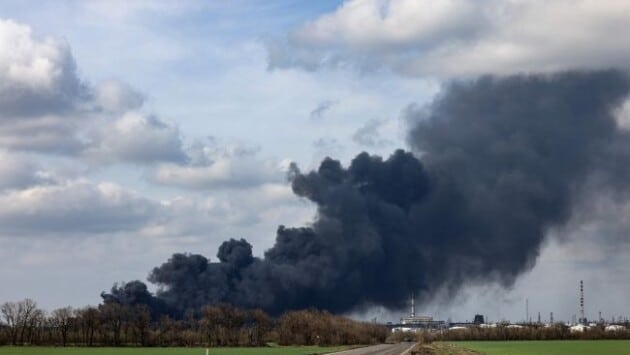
[268, 0, 630, 77]
[85, 111, 186, 164]
[0, 179, 159, 235]
[0, 18, 86, 117]
[149, 141, 285, 190]
[95, 80, 144, 113]
[0, 18, 195, 165]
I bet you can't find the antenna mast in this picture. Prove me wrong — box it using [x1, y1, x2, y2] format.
[580, 280, 585, 324]
[411, 293, 416, 318]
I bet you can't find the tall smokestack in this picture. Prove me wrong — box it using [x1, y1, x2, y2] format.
[526, 298, 529, 324]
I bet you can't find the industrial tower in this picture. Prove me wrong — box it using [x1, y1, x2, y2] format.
[411, 294, 415, 318]
[579, 280, 586, 324]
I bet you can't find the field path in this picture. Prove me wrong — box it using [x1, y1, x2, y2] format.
[328, 342, 417, 355]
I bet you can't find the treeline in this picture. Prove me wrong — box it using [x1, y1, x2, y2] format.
[434, 325, 630, 341]
[0, 299, 388, 347]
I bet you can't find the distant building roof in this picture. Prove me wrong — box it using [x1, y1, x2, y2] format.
[570, 324, 590, 332]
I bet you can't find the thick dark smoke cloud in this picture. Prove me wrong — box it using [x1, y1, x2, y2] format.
[108, 70, 630, 316]
[101, 281, 173, 320]
[405, 70, 629, 291]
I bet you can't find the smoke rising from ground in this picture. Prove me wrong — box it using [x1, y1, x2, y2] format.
[105, 70, 630, 316]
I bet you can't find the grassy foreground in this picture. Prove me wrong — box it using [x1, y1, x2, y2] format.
[447, 340, 630, 355]
[0, 346, 352, 355]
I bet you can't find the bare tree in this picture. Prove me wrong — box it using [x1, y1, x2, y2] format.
[200, 306, 222, 346]
[155, 315, 177, 346]
[25, 308, 45, 345]
[76, 306, 99, 346]
[51, 307, 73, 346]
[247, 309, 271, 346]
[129, 305, 151, 346]
[1, 302, 19, 345]
[99, 303, 125, 346]
[17, 299, 39, 344]
[0, 299, 44, 346]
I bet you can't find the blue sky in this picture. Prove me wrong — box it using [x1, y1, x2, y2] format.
[1, 0, 630, 324]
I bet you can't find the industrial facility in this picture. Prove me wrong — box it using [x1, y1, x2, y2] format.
[389, 296, 446, 332]
[388, 281, 629, 334]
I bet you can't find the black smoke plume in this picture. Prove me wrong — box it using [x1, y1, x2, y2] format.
[108, 70, 630, 316]
[101, 281, 174, 320]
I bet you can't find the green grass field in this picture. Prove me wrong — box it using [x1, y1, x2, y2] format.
[449, 340, 630, 355]
[0, 346, 352, 355]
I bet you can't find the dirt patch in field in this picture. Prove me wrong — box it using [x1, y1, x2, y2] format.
[410, 343, 483, 355]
